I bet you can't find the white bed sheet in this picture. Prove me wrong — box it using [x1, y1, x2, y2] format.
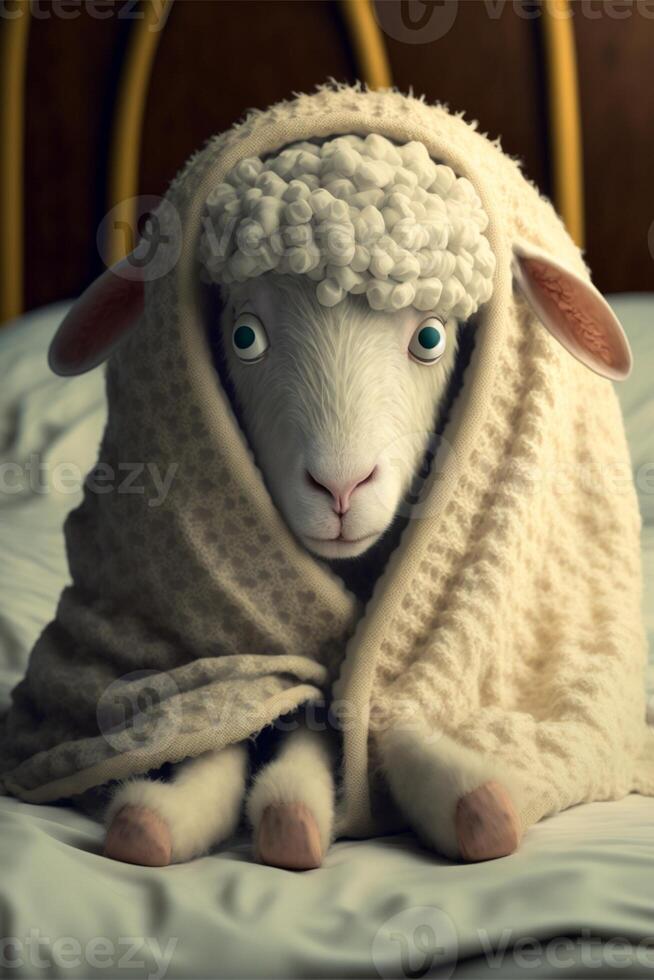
[0, 299, 653, 979]
[1, 792, 654, 979]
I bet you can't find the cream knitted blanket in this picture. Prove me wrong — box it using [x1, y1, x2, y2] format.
[2, 84, 653, 840]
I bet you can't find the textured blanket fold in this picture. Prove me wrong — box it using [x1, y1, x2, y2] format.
[2, 83, 653, 838]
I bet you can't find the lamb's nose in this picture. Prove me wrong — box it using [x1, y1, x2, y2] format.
[306, 466, 377, 515]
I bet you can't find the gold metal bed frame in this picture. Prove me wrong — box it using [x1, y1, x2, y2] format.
[0, 0, 584, 325]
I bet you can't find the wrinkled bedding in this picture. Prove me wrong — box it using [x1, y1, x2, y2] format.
[0, 298, 653, 979]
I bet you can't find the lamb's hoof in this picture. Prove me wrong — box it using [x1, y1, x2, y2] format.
[255, 803, 323, 871]
[456, 780, 521, 862]
[104, 805, 172, 867]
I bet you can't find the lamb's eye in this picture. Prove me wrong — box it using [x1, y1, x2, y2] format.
[232, 313, 269, 362]
[408, 318, 446, 364]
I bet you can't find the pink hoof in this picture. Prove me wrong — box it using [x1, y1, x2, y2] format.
[255, 803, 323, 871]
[104, 805, 172, 867]
[456, 780, 521, 862]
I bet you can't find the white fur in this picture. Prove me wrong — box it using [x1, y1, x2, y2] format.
[106, 744, 248, 863]
[221, 275, 458, 561]
[200, 134, 495, 318]
[246, 724, 335, 853]
[379, 726, 526, 858]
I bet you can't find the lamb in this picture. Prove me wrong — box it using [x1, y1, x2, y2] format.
[100, 134, 625, 870]
[100, 134, 511, 870]
[4, 94, 640, 871]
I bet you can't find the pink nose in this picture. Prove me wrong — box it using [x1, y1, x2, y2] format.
[306, 466, 377, 515]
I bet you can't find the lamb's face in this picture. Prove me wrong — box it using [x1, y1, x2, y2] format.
[220, 274, 458, 561]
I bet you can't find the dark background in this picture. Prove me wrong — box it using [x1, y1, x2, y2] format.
[20, 0, 654, 311]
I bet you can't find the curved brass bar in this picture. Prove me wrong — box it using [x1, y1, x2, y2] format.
[0, 2, 30, 323]
[542, 0, 585, 247]
[106, 0, 173, 266]
[340, 0, 392, 91]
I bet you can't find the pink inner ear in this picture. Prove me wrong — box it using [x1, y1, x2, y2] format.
[49, 264, 144, 376]
[521, 257, 631, 379]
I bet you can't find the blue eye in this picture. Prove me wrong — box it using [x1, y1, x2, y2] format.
[409, 317, 447, 364]
[232, 313, 269, 362]
[234, 325, 255, 349]
[418, 326, 441, 349]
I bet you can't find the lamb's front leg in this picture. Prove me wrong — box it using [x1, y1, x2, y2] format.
[246, 721, 335, 871]
[380, 727, 522, 861]
[104, 743, 248, 866]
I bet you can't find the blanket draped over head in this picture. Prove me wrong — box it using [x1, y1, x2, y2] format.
[2, 84, 653, 838]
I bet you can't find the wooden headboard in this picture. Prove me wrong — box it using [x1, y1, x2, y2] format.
[1, 0, 653, 324]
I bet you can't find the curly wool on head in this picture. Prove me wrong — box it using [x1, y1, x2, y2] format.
[199, 133, 496, 318]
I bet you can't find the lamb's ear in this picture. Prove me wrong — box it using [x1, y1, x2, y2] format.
[48, 256, 144, 376]
[512, 241, 632, 381]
